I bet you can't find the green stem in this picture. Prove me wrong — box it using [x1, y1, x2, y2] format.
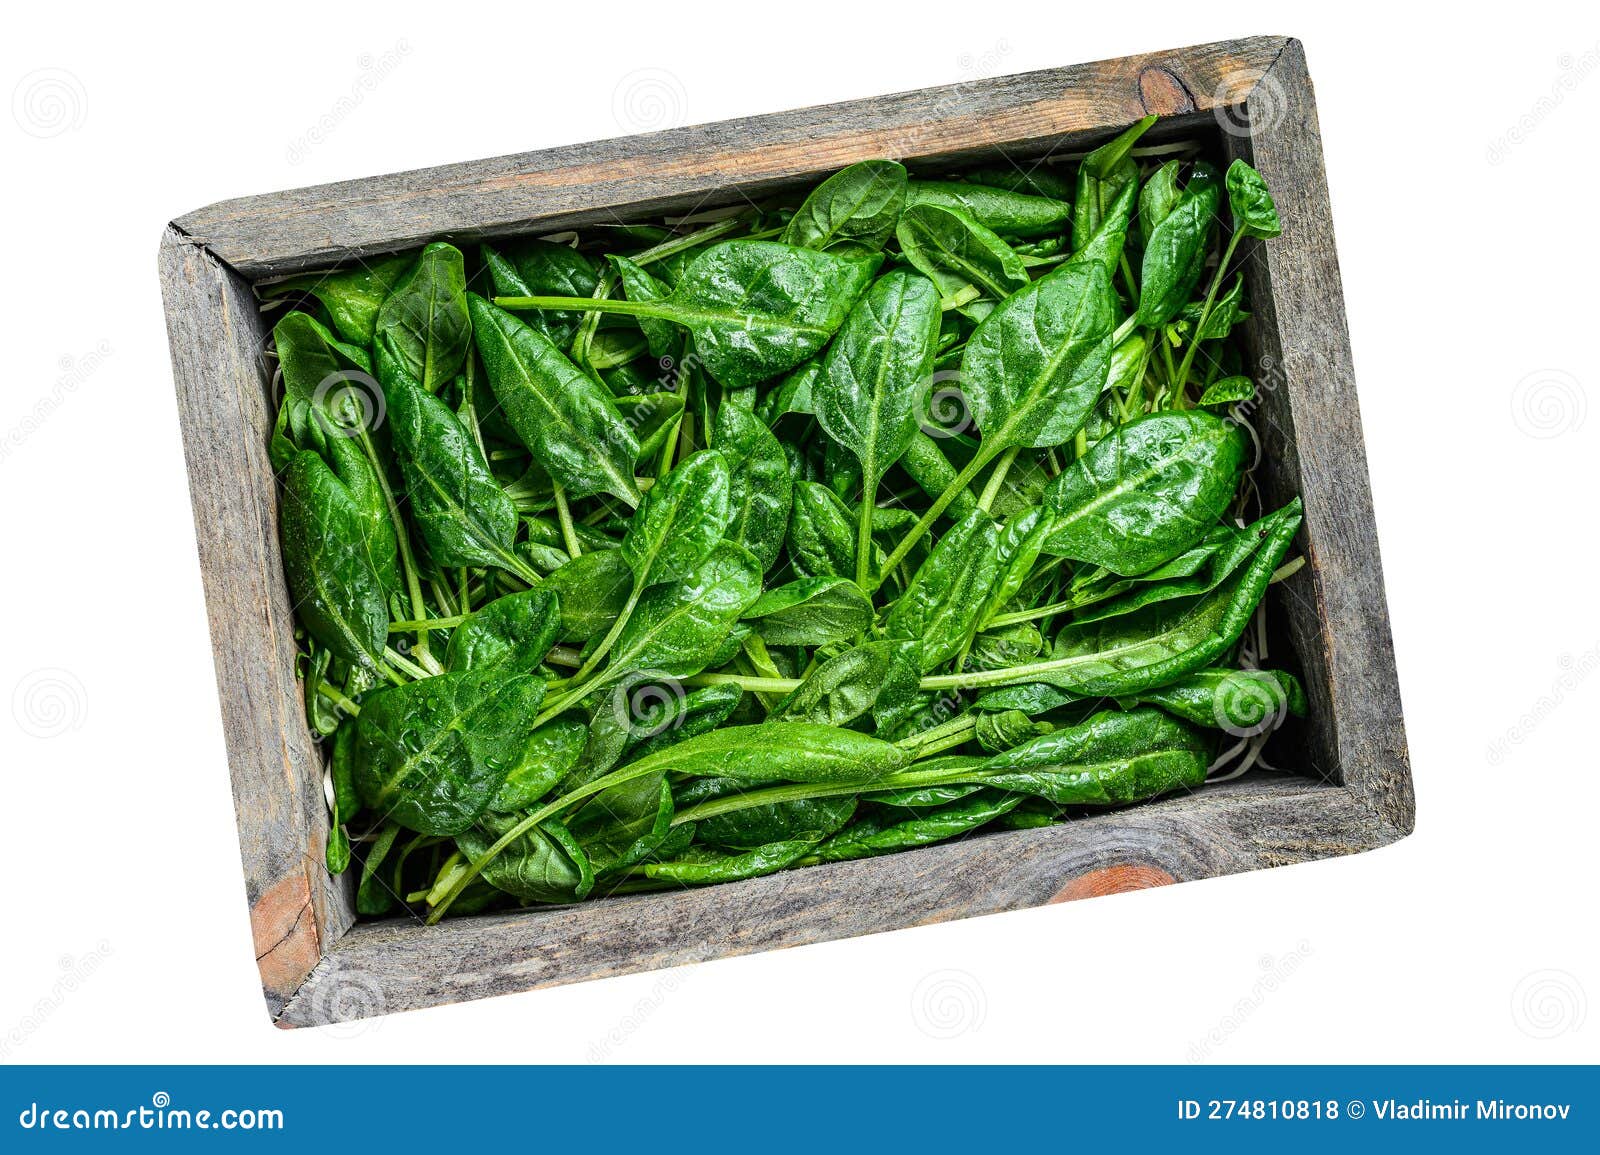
[391, 614, 465, 632]
[564, 578, 643, 688]
[855, 490, 875, 589]
[1174, 230, 1244, 399]
[355, 427, 435, 668]
[976, 446, 1019, 512]
[1270, 556, 1305, 583]
[896, 711, 978, 752]
[315, 683, 362, 717]
[671, 762, 995, 827]
[682, 672, 802, 694]
[869, 442, 1000, 595]
[553, 485, 583, 558]
[384, 646, 432, 681]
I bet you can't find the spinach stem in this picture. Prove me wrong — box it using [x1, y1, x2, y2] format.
[315, 683, 362, 717]
[553, 485, 583, 558]
[870, 442, 1000, 595]
[562, 578, 643, 689]
[855, 492, 876, 589]
[383, 646, 431, 680]
[355, 426, 435, 668]
[1174, 229, 1244, 398]
[390, 614, 465, 632]
[976, 446, 1019, 512]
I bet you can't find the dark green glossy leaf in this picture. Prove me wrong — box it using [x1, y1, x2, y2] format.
[458, 812, 594, 902]
[568, 773, 674, 875]
[489, 719, 589, 813]
[502, 239, 599, 347]
[974, 709, 1050, 753]
[543, 548, 633, 642]
[374, 242, 471, 393]
[899, 433, 980, 522]
[743, 577, 873, 647]
[265, 254, 412, 345]
[1226, 160, 1282, 239]
[787, 481, 863, 579]
[959, 167, 1074, 200]
[1135, 169, 1220, 328]
[627, 683, 745, 761]
[620, 449, 732, 587]
[352, 670, 544, 836]
[815, 269, 942, 495]
[1072, 116, 1154, 253]
[1067, 499, 1300, 626]
[973, 682, 1074, 714]
[886, 509, 1001, 671]
[968, 622, 1044, 671]
[273, 311, 371, 449]
[444, 588, 561, 675]
[607, 542, 763, 678]
[640, 833, 823, 885]
[698, 795, 856, 850]
[379, 347, 524, 574]
[777, 639, 921, 729]
[907, 180, 1072, 238]
[895, 204, 1029, 301]
[978, 506, 1053, 628]
[279, 451, 386, 673]
[1136, 160, 1182, 248]
[813, 790, 1021, 862]
[618, 721, 909, 784]
[977, 707, 1208, 804]
[608, 254, 679, 360]
[1042, 411, 1246, 575]
[713, 402, 793, 571]
[468, 294, 642, 505]
[960, 261, 1118, 450]
[1131, 668, 1306, 732]
[782, 159, 907, 252]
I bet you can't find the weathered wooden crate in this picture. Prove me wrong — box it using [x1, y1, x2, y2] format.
[159, 35, 1412, 1027]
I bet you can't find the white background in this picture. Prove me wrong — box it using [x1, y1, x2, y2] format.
[2, 0, 1595, 1064]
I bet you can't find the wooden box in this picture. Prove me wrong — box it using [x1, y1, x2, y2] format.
[159, 35, 1412, 1027]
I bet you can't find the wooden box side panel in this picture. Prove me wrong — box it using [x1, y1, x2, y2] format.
[158, 226, 355, 1016]
[280, 778, 1388, 1026]
[176, 36, 1291, 277]
[1225, 42, 1413, 833]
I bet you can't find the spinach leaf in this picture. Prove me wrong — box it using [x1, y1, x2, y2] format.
[489, 719, 589, 813]
[468, 294, 642, 505]
[373, 242, 471, 393]
[907, 180, 1072, 238]
[713, 402, 794, 571]
[444, 588, 560, 675]
[606, 542, 763, 679]
[264, 254, 412, 345]
[543, 548, 633, 641]
[458, 813, 594, 902]
[812, 791, 1021, 862]
[895, 204, 1029, 302]
[279, 451, 387, 674]
[777, 639, 922, 729]
[743, 577, 874, 647]
[1131, 668, 1306, 732]
[783, 159, 908, 252]
[1042, 411, 1246, 575]
[1135, 166, 1219, 328]
[886, 509, 1002, 671]
[352, 670, 544, 835]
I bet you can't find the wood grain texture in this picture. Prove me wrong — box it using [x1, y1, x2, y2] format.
[177, 37, 1291, 277]
[278, 777, 1394, 1026]
[158, 226, 356, 1016]
[1223, 41, 1415, 834]
[159, 35, 1414, 1028]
